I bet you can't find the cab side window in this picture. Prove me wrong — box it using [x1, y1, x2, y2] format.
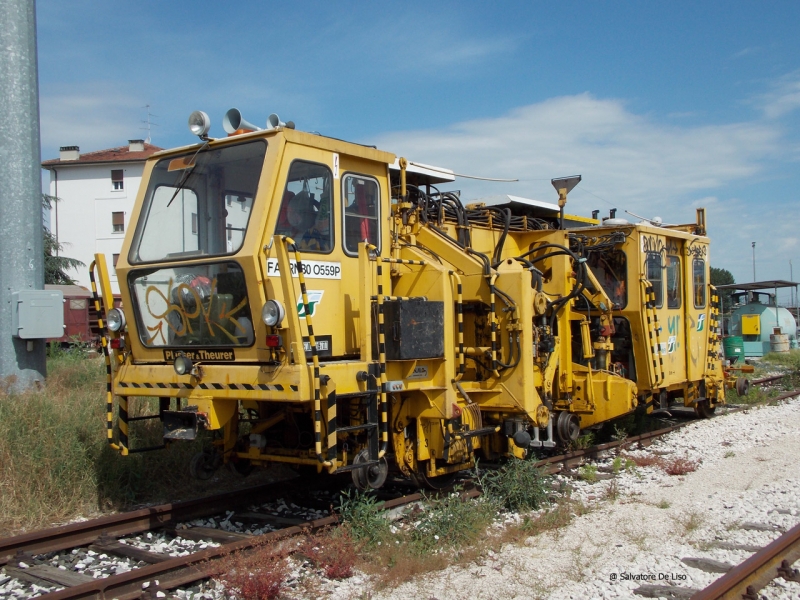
[666, 255, 681, 309]
[693, 259, 706, 308]
[645, 254, 663, 308]
[274, 161, 333, 253]
[342, 174, 380, 255]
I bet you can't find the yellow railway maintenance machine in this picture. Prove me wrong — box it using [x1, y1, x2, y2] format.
[91, 109, 725, 489]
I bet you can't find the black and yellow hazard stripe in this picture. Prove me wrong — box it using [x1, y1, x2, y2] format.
[707, 288, 721, 374]
[380, 257, 426, 267]
[89, 260, 124, 454]
[449, 271, 465, 378]
[641, 277, 664, 387]
[117, 396, 129, 453]
[283, 237, 330, 467]
[489, 274, 499, 377]
[116, 381, 288, 391]
[375, 259, 389, 456]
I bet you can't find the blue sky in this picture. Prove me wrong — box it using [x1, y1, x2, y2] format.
[37, 1, 800, 302]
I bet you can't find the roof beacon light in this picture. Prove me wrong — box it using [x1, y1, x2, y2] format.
[223, 108, 262, 134]
[188, 111, 211, 138]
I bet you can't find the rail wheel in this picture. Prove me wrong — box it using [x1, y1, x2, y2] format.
[229, 458, 254, 477]
[694, 399, 716, 419]
[735, 377, 750, 397]
[556, 411, 581, 443]
[351, 449, 388, 491]
[189, 450, 220, 480]
[414, 461, 457, 490]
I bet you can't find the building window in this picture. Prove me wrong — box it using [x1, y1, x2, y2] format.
[112, 211, 124, 233]
[112, 254, 120, 267]
[111, 169, 124, 190]
[191, 212, 198, 234]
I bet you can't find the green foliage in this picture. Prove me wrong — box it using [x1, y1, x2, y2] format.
[479, 458, 549, 513]
[710, 266, 735, 309]
[338, 489, 391, 548]
[0, 354, 235, 534]
[611, 456, 636, 474]
[572, 432, 595, 449]
[42, 194, 84, 285]
[578, 464, 598, 483]
[409, 488, 494, 554]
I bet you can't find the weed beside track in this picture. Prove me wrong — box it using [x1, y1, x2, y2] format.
[0, 352, 277, 535]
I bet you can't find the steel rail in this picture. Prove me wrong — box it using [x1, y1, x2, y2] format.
[691, 522, 800, 600]
[770, 389, 800, 402]
[0, 479, 307, 565]
[1, 410, 747, 598]
[33, 490, 467, 600]
[532, 420, 694, 475]
[751, 374, 787, 386]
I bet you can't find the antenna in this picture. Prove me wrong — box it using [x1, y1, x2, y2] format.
[140, 104, 159, 144]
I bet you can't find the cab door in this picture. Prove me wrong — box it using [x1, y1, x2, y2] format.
[338, 163, 388, 358]
[663, 249, 687, 382]
[264, 147, 343, 359]
[684, 242, 710, 382]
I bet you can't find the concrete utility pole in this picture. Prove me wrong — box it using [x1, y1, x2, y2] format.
[0, 0, 46, 391]
[751, 242, 756, 282]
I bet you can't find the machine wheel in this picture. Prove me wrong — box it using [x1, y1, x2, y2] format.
[556, 411, 581, 443]
[694, 399, 716, 419]
[230, 458, 254, 477]
[351, 449, 388, 491]
[189, 450, 220, 480]
[415, 463, 457, 490]
[735, 377, 750, 397]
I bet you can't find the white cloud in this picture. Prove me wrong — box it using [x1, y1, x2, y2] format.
[757, 70, 800, 119]
[374, 93, 781, 221]
[374, 92, 798, 285]
[39, 83, 145, 156]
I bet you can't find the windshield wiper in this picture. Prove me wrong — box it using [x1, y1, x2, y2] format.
[166, 141, 209, 207]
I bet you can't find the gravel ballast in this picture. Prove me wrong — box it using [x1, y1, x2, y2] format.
[325, 398, 800, 600]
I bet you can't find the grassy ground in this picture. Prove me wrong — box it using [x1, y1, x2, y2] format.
[731, 349, 800, 406]
[0, 348, 271, 536]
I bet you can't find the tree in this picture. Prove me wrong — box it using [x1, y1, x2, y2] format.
[42, 194, 84, 285]
[710, 266, 735, 309]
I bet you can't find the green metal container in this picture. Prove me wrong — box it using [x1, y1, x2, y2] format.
[723, 336, 745, 362]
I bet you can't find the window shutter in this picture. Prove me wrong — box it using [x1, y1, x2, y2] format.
[111, 169, 123, 182]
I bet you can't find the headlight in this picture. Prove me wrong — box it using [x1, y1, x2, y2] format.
[261, 300, 285, 327]
[174, 354, 193, 376]
[107, 308, 126, 332]
[188, 110, 211, 137]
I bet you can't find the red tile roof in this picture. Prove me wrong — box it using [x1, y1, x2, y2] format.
[42, 143, 164, 167]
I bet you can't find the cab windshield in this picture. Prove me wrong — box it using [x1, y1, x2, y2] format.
[130, 140, 267, 263]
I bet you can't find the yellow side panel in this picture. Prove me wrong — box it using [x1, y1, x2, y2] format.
[741, 314, 760, 336]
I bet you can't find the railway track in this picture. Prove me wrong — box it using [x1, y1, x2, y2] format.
[691, 522, 800, 599]
[0, 395, 792, 600]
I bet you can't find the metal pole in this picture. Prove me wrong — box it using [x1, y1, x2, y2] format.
[0, 0, 46, 391]
[751, 242, 756, 282]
